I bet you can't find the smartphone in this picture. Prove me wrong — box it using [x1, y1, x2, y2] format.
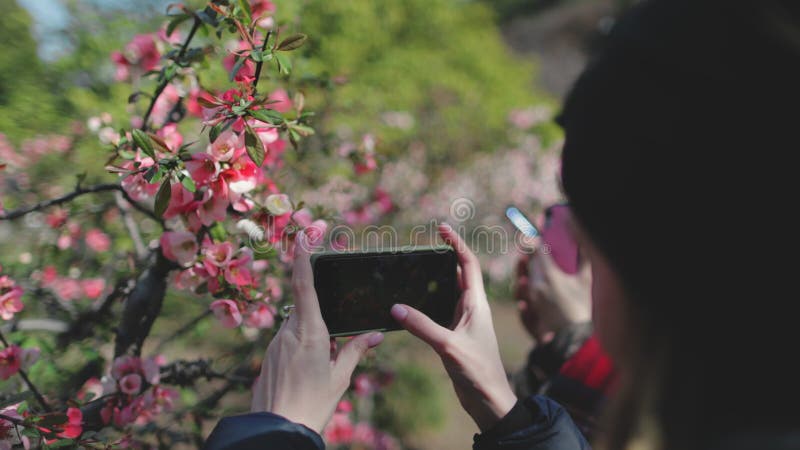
[505, 206, 540, 238]
[311, 246, 459, 337]
[542, 204, 580, 274]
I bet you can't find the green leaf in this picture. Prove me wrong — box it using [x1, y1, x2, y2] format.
[45, 439, 75, 448]
[237, 0, 252, 23]
[132, 129, 156, 159]
[180, 173, 196, 192]
[275, 53, 292, 75]
[166, 14, 191, 38]
[209, 222, 227, 241]
[209, 121, 225, 143]
[291, 124, 315, 137]
[154, 180, 172, 218]
[249, 109, 284, 125]
[276, 33, 307, 51]
[37, 413, 68, 427]
[229, 56, 246, 82]
[244, 125, 265, 166]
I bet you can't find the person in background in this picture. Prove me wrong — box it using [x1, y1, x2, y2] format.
[512, 205, 613, 440]
[204, 0, 800, 448]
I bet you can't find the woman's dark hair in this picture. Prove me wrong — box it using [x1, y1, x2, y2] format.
[559, 0, 800, 448]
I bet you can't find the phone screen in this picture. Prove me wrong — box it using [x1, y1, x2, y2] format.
[312, 247, 458, 336]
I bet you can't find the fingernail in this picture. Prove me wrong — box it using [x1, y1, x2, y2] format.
[367, 332, 384, 347]
[440, 222, 452, 231]
[390, 304, 408, 321]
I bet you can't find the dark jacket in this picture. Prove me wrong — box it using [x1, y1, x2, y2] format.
[203, 395, 590, 450]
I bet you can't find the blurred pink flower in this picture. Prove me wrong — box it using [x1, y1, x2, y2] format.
[1, 276, 24, 321]
[244, 302, 275, 329]
[81, 278, 106, 299]
[0, 345, 21, 380]
[160, 231, 199, 267]
[268, 89, 292, 113]
[186, 152, 220, 186]
[85, 228, 111, 252]
[210, 299, 242, 328]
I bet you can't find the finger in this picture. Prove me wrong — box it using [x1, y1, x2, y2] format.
[456, 265, 465, 292]
[391, 304, 450, 351]
[514, 274, 530, 301]
[438, 223, 483, 291]
[291, 231, 325, 326]
[332, 332, 384, 385]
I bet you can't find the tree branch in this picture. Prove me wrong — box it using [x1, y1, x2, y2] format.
[114, 251, 177, 357]
[0, 182, 162, 227]
[252, 30, 272, 91]
[140, 17, 202, 130]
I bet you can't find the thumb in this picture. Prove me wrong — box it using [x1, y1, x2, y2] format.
[333, 332, 384, 383]
[391, 304, 450, 352]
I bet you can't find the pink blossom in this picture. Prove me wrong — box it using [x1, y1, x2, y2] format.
[163, 182, 196, 219]
[85, 228, 111, 252]
[0, 345, 21, 380]
[81, 278, 106, 299]
[223, 51, 256, 84]
[156, 123, 183, 152]
[207, 129, 242, 162]
[264, 193, 292, 215]
[54, 278, 82, 301]
[111, 34, 161, 81]
[222, 148, 259, 194]
[185, 152, 220, 186]
[175, 267, 206, 292]
[324, 411, 354, 445]
[120, 373, 142, 395]
[46, 208, 68, 228]
[202, 241, 234, 277]
[210, 299, 242, 328]
[224, 254, 254, 287]
[354, 151, 378, 174]
[150, 83, 181, 127]
[186, 88, 214, 118]
[59, 407, 83, 439]
[160, 231, 199, 267]
[354, 373, 377, 397]
[264, 275, 283, 301]
[244, 302, 275, 329]
[1, 276, 24, 321]
[251, 0, 276, 28]
[197, 182, 229, 226]
[268, 89, 292, 113]
[120, 157, 159, 201]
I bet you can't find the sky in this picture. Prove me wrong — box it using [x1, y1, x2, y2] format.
[17, 0, 170, 60]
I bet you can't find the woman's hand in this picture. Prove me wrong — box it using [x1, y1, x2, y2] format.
[390, 223, 517, 432]
[519, 249, 592, 343]
[250, 229, 384, 433]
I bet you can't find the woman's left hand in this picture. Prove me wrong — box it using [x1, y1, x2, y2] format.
[250, 229, 384, 433]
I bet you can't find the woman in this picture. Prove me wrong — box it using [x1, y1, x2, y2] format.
[205, 0, 800, 448]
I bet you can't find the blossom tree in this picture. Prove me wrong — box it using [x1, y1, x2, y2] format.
[0, 1, 396, 448]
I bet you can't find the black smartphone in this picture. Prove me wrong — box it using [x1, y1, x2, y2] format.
[505, 206, 540, 238]
[311, 246, 459, 336]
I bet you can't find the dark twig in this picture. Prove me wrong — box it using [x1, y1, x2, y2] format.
[140, 18, 202, 130]
[0, 182, 162, 226]
[252, 30, 272, 91]
[0, 331, 52, 413]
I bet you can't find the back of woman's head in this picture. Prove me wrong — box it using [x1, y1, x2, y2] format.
[559, 0, 800, 448]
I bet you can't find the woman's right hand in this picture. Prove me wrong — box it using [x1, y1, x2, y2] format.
[390, 223, 517, 432]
